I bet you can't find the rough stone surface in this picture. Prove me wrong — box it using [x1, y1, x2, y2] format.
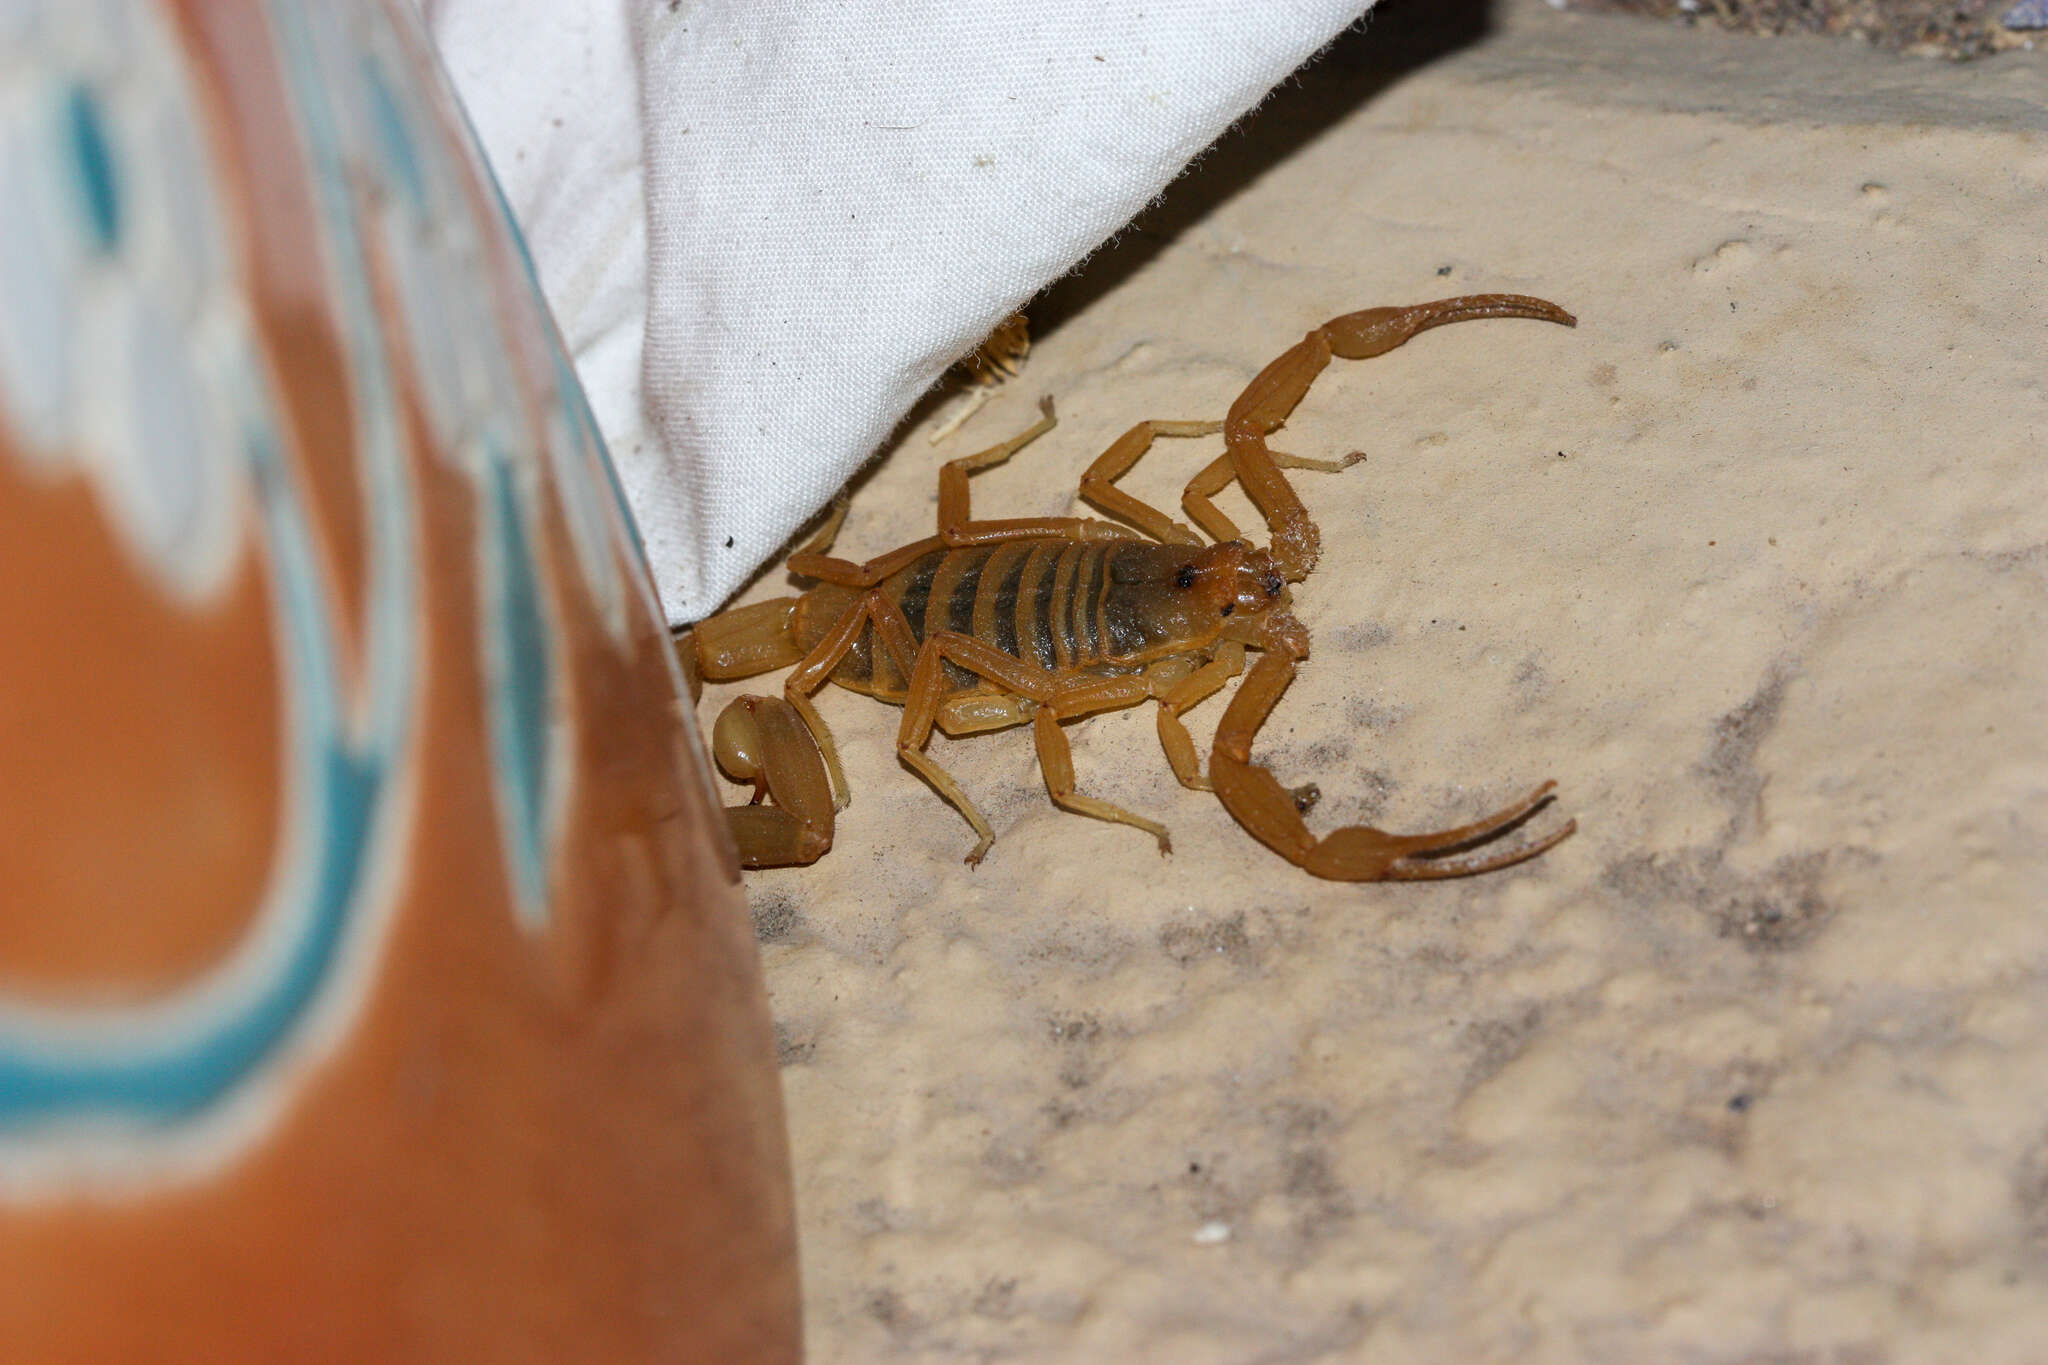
[1567, 0, 2036, 58]
[699, 5, 2048, 1358]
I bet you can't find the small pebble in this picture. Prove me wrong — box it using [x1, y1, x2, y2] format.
[1193, 1221, 1232, 1246]
[2004, 0, 2048, 28]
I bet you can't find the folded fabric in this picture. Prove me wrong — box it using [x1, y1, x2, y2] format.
[425, 0, 1373, 623]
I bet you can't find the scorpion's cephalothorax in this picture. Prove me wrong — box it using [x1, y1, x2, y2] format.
[1102, 539, 1291, 656]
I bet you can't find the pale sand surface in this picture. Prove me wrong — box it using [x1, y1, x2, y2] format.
[699, 5, 2048, 1359]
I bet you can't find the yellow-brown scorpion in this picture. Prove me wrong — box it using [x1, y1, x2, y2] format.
[680, 294, 1579, 881]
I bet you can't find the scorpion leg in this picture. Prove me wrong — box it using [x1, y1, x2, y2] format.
[778, 587, 924, 809]
[796, 490, 852, 557]
[788, 399, 1132, 590]
[1203, 293, 1577, 581]
[1182, 443, 1363, 546]
[898, 632, 1048, 863]
[937, 395, 1058, 525]
[899, 631, 1162, 864]
[935, 396, 1135, 548]
[1034, 710, 1170, 855]
[936, 689, 1036, 736]
[1077, 419, 1222, 546]
[1182, 444, 1360, 546]
[787, 535, 946, 591]
[711, 695, 836, 868]
[1022, 669, 1172, 853]
[1182, 453, 1248, 546]
[1209, 629, 1574, 881]
[767, 475, 855, 581]
[1146, 641, 1247, 792]
[938, 670, 1141, 736]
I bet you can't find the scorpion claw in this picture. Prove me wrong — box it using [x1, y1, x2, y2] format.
[1405, 779, 1559, 853]
[1298, 780, 1571, 881]
[1381, 816, 1578, 881]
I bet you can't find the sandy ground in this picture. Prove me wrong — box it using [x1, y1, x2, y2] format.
[697, 4, 2048, 1359]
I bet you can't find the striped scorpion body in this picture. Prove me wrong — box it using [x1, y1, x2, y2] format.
[684, 294, 1579, 880]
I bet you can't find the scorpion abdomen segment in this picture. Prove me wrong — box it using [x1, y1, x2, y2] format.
[807, 539, 1208, 703]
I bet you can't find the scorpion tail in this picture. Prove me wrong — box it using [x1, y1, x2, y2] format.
[687, 595, 804, 681]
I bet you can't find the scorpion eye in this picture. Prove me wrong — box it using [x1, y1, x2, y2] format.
[1220, 602, 1235, 617]
[1175, 564, 1197, 590]
[1262, 573, 1284, 597]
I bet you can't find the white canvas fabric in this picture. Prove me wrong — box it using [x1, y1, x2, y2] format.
[424, 0, 1374, 623]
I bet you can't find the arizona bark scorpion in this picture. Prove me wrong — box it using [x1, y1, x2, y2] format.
[680, 294, 1579, 880]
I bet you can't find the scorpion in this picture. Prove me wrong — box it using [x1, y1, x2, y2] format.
[682, 294, 1579, 880]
